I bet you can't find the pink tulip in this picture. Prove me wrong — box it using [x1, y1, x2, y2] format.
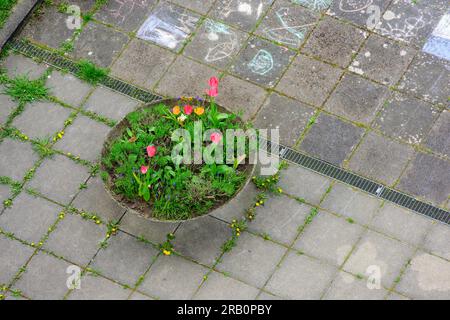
[184, 105, 193, 115]
[146, 145, 156, 157]
[140, 166, 149, 174]
[207, 87, 218, 97]
[209, 76, 219, 89]
[210, 132, 222, 144]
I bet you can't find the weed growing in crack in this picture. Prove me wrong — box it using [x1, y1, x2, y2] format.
[76, 59, 108, 84]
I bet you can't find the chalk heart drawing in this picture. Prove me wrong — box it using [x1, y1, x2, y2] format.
[220, 0, 265, 19]
[248, 49, 274, 75]
[204, 20, 239, 63]
[339, 0, 373, 13]
[108, 0, 148, 24]
[292, 0, 332, 11]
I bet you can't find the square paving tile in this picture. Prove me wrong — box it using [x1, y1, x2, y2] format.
[67, 273, 132, 300]
[294, 211, 365, 266]
[320, 182, 382, 225]
[343, 230, 415, 288]
[324, 72, 388, 124]
[423, 223, 450, 260]
[1, 54, 49, 80]
[14, 252, 73, 299]
[44, 213, 106, 266]
[351, 34, 416, 85]
[136, 1, 200, 52]
[229, 36, 296, 87]
[83, 86, 140, 121]
[255, 0, 319, 49]
[91, 231, 158, 286]
[28, 154, 90, 205]
[111, 39, 176, 90]
[170, 0, 216, 14]
[194, 271, 259, 300]
[302, 15, 366, 67]
[94, 0, 156, 32]
[300, 113, 365, 166]
[215, 74, 268, 120]
[140, 254, 207, 299]
[210, 0, 275, 32]
[0, 138, 39, 182]
[397, 152, 450, 205]
[173, 216, 232, 266]
[398, 52, 450, 105]
[0, 90, 16, 126]
[248, 196, 311, 245]
[54, 115, 111, 162]
[47, 71, 92, 107]
[373, 92, 440, 145]
[0, 193, 62, 243]
[396, 251, 450, 300]
[327, 0, 391, 28]
[369, 203, 433, 246]
[254, 93, 315, 146]
[424, 110, 450, 157]
[292, 0, 333, 12]
[183, 18, 248, 70]
[265, 250, 337, 299]
[73, 22, 129, 67]
[276, 54, 342, 107]
[0, 235, 34, 285]
[71, 177, 125, 222]
[217, 232, 287, 288]
[12, 102, 72, 140]
[348, 132, 414, 185]
[52, 0, 96, 12]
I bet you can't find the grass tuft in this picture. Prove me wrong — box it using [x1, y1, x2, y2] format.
[76, 60, 108, 84]
[3, 75, 49, 103]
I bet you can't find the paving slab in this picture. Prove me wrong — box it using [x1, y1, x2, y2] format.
[52, 0, 96, 12]
[424, 110, 450, 157]
[423, 223, 450, 261]
[292, 0, 333, 12]
[0, 89, 16, 126]
[0, 184, 11, 206]
[129, 291, 153, 300]
[348, 131, 414, 185]
[0, 138, 39, 182]
[386, 291, 411, 300]
[47, 70, 92, 107]
[0, 235, 34, 285]
[170, 0, 216, 14]
[397, 152, 450, 205]
[300, 113, 365, 166]
[327, 0, 391, 28]
[67, 273, 132, 300]
[0, 192, 62, 244]
[257, 291, 282, 300]
[1, 54, 49, 80]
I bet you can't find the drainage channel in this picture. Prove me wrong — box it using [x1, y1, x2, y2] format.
[9, 39, 450, 225]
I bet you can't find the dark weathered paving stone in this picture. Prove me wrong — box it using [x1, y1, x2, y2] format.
[343, 230, 414, 288]
[255, 0, 319, 49]
[183, 19, 248, 70]
[248, 196, 310, 246]
[323, 271, 388, 300]
[44, 213, 106, 266]
[397, 52, 450, 105]
[47, 70, 92, 107]
[373, 92, 440, 145]
[67, 273, 132, 300]
[73, 22, 129, 67]
[294, 212, 365, 266]
[72, 177, 125, 222]
[0, 138, 39, 181]
[12, 102, 72, 140]
[0, 235, 34, 285]
[54, 115, 111, 162]
[0, 89, 16, 125]
[300, 113, 365, 166]
[15, 252, 72, 300]
[348, 132, 414, 185]
[194, 271, 259, 299]
[111, 39, 176, 90]
[397, 152, 450, 205]
[423, 223, 450, 260]
[291, 0, 332, 11]
[229, 36, 296, 88]
[369, 203, 433, 246]
[171, 0, 215, 14]
[119, 212, 177, 244]
[327, 0, 391, 28]
[1, 54, 49, 80]
[173, 216, 232, 266]
[320, 182, 382, 225]
[266, 250, 337, 299]
[0, 184, 11, 205]
[351, 34, 416, 85]
[302, 15, 366, 67]
[20, 5, 76, 49]
[424, 110, 450, 157]
[325, 73, 388, 124]
[215, 74, 268, 120]
[277, 54, 342, 107]
[28, 154, 90, 204]
[210, 0, 275, 32]
[53, 0, 96, 12]
[94, 0, 156, 32]
[396, 251, 450, 300]
[91, 231, 158, 286]
[0, 193, 61, 243]
[155, 55, 219, 98]
[140, 254, 207, 299]
[217, 232, 287, 288]
[254, 93, 315, 146]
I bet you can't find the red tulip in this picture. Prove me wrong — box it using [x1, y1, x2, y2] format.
[209, 76, 219, 89]
[184, 105, 193, 115]
[140, 166, 149, 174]
[146, 145, 156, 157]
[207, 87, 218, 97]
[210, 132, 222, 144]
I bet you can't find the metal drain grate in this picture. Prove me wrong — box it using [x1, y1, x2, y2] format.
[9, 39, 449, 225]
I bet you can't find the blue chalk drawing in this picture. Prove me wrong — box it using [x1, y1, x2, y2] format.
[248, 49, 274, 75]
[291, 0, 332, 11]
[423, 36, 450, 62]
[205, 19, 231, 35]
